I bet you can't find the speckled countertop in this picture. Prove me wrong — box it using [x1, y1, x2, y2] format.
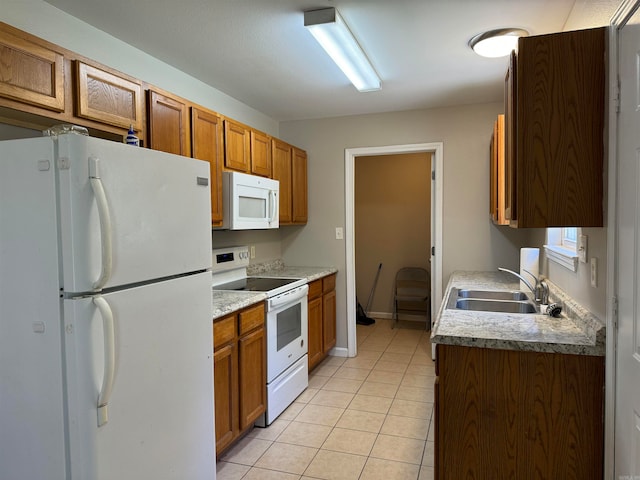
[431, 271, 605, 356]
[211, 262, 337, 320]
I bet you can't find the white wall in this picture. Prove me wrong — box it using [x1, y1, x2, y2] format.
[2, 0, 279, 135]
[279, 103, 533, 349]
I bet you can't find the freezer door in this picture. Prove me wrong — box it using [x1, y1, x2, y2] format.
[56, 134, 212, 293]
[64, 272, 215, 480]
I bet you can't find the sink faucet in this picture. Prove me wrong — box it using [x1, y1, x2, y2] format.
[498, 267, 549, 304]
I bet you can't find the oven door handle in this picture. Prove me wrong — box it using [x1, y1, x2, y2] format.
[268, 284, 309, 310]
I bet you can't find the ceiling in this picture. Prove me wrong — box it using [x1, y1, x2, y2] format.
[43, 0, 619, 122]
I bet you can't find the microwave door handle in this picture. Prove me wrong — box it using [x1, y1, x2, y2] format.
[269, 190, 277, 223]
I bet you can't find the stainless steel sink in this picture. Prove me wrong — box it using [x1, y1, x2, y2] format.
[454, 298, 538, 314]
[446, 287, 537, 314]
[457, 289, 528, 301]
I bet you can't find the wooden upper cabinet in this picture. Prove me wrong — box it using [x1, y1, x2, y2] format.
[506, 28, 605, 227]
[490, 114, 508, 225]
[147, 89, 190, 156]
[292, 147, 308, 224]
[191, 106, 224, 226]
[0, 26, 64, 112]
[271, 140, 308, 226]
[74, 61, 143, 131]
[271, 138, 293, 223]
[224, 119, 250, 172]
[250, 130, 272, 177]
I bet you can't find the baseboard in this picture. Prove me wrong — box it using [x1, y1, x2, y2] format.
[328, 347, 348, 357]
[369, 311, 430, 322]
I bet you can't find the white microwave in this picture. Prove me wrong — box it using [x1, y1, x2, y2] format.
[220, 171, 279, 230]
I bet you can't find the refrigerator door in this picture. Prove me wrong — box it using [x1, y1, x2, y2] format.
[64, 272, 215, 480]
[0, 137, 68, 479]
[55, 134, 212, 293]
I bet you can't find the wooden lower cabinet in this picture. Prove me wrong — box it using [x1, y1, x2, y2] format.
[238, 327, 266, 429]
[435, 344, 604, 479]
[307, 273, 337, 371]
[213, 303, 266, 456]
[213, 343, 237, 453]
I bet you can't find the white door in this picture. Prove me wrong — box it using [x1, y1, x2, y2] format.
[64, 272, 214, 480]
[56, 134, 212, 293]
[616, 3, 640, 476]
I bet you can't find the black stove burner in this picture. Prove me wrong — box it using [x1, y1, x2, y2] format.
[214, 277, 301, 292]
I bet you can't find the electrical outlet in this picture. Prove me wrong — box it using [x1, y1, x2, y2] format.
[250, 245, 256, 259]
[578, 234, 588, 263]
[590, 258, 597, 287]
[335, 227, 343, 240]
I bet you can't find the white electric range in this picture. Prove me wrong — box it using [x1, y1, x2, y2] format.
[211, 246, 309, 426]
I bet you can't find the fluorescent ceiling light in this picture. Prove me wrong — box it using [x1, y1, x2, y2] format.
[304, 7, 381, 92]
[469, 28, 529, 58]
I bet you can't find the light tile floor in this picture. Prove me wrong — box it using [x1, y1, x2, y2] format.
[217, 318, 435, 480]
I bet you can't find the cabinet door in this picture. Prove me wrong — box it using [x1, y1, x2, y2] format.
[322, 289, 336, 354]
[434, 376, 440, 480]
[307, 296, 324, 371]
[490, 115, 507, 225]
[292, 147, 308, 224]
[213, 343, 238, 455]
[504, 50, 517, 226]
[513, 28, 605, 227]
[147, 90, 190, 156]
[191, 107, 224, 226]
[224, 119, 250, 172]
[0, 27, 64, 112]
[272, 139, 292, 224]
[250, 130, 272, 177]
[238, 327, 266, 430]
[75, 61, 143, 131]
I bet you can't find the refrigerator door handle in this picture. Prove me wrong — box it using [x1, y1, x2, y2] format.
[93, 295, 116, 427]
[89, 157, 113, 290]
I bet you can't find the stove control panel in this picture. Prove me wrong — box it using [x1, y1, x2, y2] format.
[212, 245, 250, 273]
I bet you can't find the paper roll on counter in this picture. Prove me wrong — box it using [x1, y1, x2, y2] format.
[519, 248, 539, 291]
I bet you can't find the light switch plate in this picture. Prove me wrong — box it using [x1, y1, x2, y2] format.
[335, 227, 343, 240]
[578, 234, 588, 263]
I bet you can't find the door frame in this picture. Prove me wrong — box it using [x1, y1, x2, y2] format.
[607, 0, 640, 477]
[344, 142, 444, 357]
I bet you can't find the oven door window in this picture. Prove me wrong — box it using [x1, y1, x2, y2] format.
[277, 303, 302, 351]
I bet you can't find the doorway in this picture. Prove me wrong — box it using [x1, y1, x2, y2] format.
[344, 143, 444, 357]
[354, 152, 431, 321]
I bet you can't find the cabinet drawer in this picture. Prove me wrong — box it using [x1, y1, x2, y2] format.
[308, 279, 322, 300]
[322, 274, 336, 294]
[213, 314, 236, 349]
[239, 303, 264, 336]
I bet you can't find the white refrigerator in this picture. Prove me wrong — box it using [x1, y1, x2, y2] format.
[0, 131, 216, 479]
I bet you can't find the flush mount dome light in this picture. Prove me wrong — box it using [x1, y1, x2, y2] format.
[469, 28, 529, 58]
